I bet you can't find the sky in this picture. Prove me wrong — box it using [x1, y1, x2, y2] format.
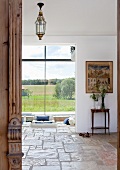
[22, 45, 75, 80]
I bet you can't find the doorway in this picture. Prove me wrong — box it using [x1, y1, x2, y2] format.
[22, 45, 75, 121]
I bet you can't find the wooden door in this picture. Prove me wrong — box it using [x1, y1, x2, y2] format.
[0, 0, 22, 169]
[0, 0, 9, 169]
[7, 0, 23, 169]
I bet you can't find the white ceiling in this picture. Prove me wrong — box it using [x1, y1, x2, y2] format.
[23, 0, 117, 36]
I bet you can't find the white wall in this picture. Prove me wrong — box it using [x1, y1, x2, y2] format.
[23, 35, 117, 133]
[75, 36, 117, 133]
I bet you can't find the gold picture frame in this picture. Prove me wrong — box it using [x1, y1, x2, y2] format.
[86, 61, 113, 93]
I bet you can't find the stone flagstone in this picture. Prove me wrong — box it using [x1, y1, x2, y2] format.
[32, 166, 60, 170]
[22, 123, 117, 170]
[43, 142, 63, 149]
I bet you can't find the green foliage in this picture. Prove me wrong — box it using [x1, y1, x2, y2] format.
[54, 83, 61, 98]
[48, 79, 58, 85]
[22, 90, 28, 96]
[22, 79, 48, 85]
[22, 79, 64, 85]
[54, 78, 75, 99]
[22, 89, 33, 98]
[98, 84, 110, 97]
[90, 93, 100, 101]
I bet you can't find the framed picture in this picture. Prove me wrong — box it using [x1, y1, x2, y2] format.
[86, 61, 113, 93]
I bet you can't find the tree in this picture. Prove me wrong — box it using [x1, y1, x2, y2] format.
[54, 83, 61, 98]
[54, 78, 75, 99]
[22, 89, 33, 98]
[61, 78, 75, 99]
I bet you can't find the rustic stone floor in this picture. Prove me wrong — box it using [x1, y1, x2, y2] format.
[22, 123, 117, 170]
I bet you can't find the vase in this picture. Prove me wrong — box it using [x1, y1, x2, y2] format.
[95, 101, 98, 109]
[93, 100, 99, 109]
[101, 96, 105, 109]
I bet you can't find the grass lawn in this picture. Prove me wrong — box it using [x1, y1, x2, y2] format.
[23, 85, 55, 95]
[22, 85, 75, 112]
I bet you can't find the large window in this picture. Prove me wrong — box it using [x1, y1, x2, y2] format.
[22, 45, 75, 113]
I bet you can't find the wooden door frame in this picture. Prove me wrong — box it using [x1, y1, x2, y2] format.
[7, 0, 23, 169]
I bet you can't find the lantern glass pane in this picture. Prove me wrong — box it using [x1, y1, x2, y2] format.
[36, 24, 40, 34]
[43, 23, 46, 31]
[36, 22, 45, 34]
[40, 26, 44, 34]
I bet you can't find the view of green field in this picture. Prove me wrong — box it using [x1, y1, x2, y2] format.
[22, 85, 75, 112]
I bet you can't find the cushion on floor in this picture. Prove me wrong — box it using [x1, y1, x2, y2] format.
[36, 116, 49, 121]
[64, 118, 70, 125]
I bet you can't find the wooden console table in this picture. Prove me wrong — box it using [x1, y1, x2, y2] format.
[91, 108, 110, 135]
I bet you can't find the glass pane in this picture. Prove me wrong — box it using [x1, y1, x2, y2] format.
[22, 62, 46, 112]
[22, 61, 75, 113]
[46, 45, 71, 59]
[22, 46, 44, 59]
[45, 62, 75, 112]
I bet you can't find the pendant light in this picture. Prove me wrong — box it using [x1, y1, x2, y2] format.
[35, 3, 46, 40]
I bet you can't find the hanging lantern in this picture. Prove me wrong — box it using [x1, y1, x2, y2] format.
[35, 3, 46, 40]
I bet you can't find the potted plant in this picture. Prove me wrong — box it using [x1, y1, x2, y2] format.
[90, 93, 100, 108]
[98, 84, 110, 109]
[90, 93, 99, 101]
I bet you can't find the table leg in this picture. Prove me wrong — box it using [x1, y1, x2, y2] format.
[108, 111, 110, 135]
[92, 112, 94, 135]
[105, 111, 106, 134]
